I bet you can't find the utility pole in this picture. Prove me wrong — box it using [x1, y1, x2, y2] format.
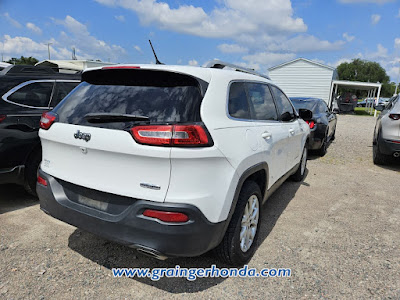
[44, 43, 53, 60]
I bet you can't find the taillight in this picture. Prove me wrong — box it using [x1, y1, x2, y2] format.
[40, 112, 57, 130]
[0, 115, 6, 123]
[305, 120, 315, 129]
[143, 209, 189, 223]
[389, 114, 400, 120]
[130, 124, 212, 147]
[388, 140, 400, 144]
[37, 175, 47, 186]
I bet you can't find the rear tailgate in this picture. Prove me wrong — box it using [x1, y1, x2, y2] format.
[39, 123, 171, 202]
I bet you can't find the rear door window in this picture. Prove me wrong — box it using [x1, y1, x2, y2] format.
[6, 81, 54, 108]
[246, 83, 277, 121]
[228, 82, 251, 120]
[270, 86, 296, 121]
[54, 69, 206, 129]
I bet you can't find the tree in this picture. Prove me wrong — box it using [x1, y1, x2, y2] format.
[6, 56, 39, 66]
[336, 59, 393, 97]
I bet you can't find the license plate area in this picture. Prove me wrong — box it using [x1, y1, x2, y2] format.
[78, 195, 109, 211]
[56, 178, 136, 215]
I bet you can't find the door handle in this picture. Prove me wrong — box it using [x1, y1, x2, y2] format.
[289, 129, 295, 135]
[261, 132, 272, 139]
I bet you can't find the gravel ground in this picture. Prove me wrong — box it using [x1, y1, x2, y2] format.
[1, 114, 399, 299]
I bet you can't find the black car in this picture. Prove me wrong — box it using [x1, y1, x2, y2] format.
[0, 65, 80, 195]
[290, 97, 337, 156]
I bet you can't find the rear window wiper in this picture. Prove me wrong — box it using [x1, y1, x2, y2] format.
[84, 113, 150, 123]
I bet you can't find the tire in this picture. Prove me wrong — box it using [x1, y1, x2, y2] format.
[331, 129, 336, 141]
[215, 180, 262, 266]
[291, 146, 307, 182]
[318, 135, 328, 156]
[373, 142, 387, 165]
[23, 150, 41, 197]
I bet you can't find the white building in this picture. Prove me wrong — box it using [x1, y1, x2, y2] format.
[268, 58, 338, 104]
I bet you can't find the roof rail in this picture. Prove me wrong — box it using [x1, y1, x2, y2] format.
[205, 60, 270, 80]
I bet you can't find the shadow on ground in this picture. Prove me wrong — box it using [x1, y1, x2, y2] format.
[375, 158, 400, 172]
[0, 184, 37, 214]
[68, 173, 306, 293]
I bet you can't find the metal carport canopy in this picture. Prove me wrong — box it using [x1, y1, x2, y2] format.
[329, 80, 382, 117]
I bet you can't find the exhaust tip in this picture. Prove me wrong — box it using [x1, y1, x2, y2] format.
[130, 244, 168, 260]
[393, 152, 400, 158]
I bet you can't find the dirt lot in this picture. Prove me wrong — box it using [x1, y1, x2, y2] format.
[1, 115, 399, 299]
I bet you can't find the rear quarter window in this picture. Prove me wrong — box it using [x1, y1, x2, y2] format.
[228, 82, 251, 119]
[6, 81, 54, 108]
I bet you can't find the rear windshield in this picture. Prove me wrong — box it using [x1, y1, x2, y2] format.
[290, 99, 317, 111]
[54, 69, 207, 129]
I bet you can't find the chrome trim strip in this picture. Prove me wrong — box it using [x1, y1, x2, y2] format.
[2, 79, 55, 109]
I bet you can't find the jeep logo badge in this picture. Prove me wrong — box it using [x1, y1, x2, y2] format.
[74, 130, 91, 142]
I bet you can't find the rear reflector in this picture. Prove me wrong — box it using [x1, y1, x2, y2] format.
[389, 114, 400, 120]
[130, 124, 211, 147]
[388, 139, 400, 144]
[40, 112, 57, 130]
[37, 176, 47, 186]
[102, 66, 140, 70]
[305, 120, 315, 129]
[0, 115, 6, 123]
[143, 209, 189, 223]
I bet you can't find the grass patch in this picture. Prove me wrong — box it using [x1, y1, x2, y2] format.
[353, 107, 380, 116]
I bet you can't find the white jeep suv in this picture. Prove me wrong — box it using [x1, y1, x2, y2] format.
[37, 61, 311, 265]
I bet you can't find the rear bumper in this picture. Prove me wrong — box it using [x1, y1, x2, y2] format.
[0, 165, 24, 185]
[377, 136, 400, 156]
[37, 169, 227, 257]
[308, 130, 324, 150]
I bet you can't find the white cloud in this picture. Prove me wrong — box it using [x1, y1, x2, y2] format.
[0, 35, 71, 61]
[188, 59, 198, 66]
[26, 22, 42, 35]
[328, 58, 353, 67]
[265, 34, 345, 53]
[387, 66, 400, 82]
[217, 43, 248, 54]
[338, 0, 394, 3]
[242, 52, 296, 68]
[52, 15, 126, 61]
[343, 32, 355, 42]
[52, 15, 89, 35]
[134, 45, 142, 53]
[371, 14, 381, 25]
[2, 12, 22, 28]
[395, 38, 400, 48]
[366, 44, 388, 59]
[115, 15, 125, 22]
[95, 0, 307, 39]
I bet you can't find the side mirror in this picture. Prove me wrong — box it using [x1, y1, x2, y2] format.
[298, 109, 313, 120]
[280, 112, 294, 122]
[375, 104, 385, 111]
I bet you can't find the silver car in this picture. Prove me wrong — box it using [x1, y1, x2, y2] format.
[373, 94, 400, 164]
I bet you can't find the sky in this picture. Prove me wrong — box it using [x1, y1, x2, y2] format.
[0, 0, 399, 81]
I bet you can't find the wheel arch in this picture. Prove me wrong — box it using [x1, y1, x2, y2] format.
[217, 162, 269, 243]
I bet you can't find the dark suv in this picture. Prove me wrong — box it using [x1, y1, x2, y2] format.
[0, 65, 80, 195]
